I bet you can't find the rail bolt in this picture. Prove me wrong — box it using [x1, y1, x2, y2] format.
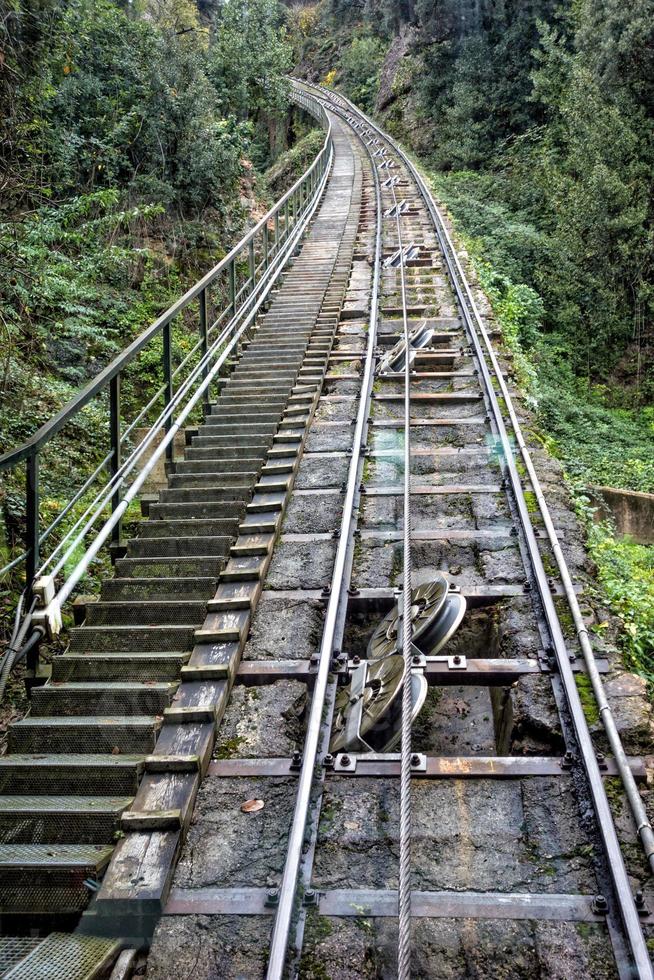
[265, 888, 279, 908]
[634, 891, 649, 916]
[410, 754, 421, 768]
[592, 894, 608, 915]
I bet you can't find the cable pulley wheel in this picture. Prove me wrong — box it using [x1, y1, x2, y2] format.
[367, 576, 450, 661]
[330, 654, 427, 754]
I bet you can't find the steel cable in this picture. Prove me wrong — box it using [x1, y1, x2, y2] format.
[390, 180, 413, 980]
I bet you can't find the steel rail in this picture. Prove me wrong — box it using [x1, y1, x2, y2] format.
[34, 134, 334, 635]
[297, 80, 653, 980]
[265, 103, 384, 980]
[279, 120, 386, 978]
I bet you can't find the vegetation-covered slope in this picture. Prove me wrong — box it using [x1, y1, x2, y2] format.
[0, 0, 296, 577]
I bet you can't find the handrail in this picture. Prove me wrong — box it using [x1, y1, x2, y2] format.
[0, 86, 331, 596]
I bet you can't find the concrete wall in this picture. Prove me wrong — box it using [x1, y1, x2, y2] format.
[590, 486, 654, 545]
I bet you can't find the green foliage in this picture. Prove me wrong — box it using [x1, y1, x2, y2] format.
[264, 129, 325, 197]
[210, 0, 292, 119]
[535, 351, 654, 493]
[0, 0, 297, 601]
[340, 33, 387, 113]
[586, 521, 654, 678]
[314, 0, 654, 388]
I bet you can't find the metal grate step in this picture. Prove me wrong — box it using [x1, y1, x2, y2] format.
[0, 756, 144, 797]
[52, 651, 189, 683]
[126, 534, 233, 559]
[0, 795, 132, 844]
[69, 624, 195, 652]
[31, 681, 178, 717]
[0, 844, 114, 914]
[86, 599, 206, 626]
[2, 932, 120, 980]
[100, 576, 215, 602]
[9, 717, 160, 755]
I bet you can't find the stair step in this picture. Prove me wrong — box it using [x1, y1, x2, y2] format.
[190, 434, 275, 448]
[31, 681, 178, 717]
[69, 624, 195, 652]
[0, 796, 132, 844]
[0, 933, 121, 979]
[158, 486, 253, 505]
[148, 501, 242, 523]
[114, 555, 226, 578]
[85, 599, 207, 626]
[196, 419, 280, 432]
[136, 518, 239, 538]
[167, 474, 255, 491]
[173, 459, 260, 476]
[0, 844, 114, 913]
[101, 576, 216, 602]
[9, 717, 161, 754]
[52, 651, 190, 682]
[0, 755, 145, 796]
[126, 534, 232, 559]
[183, 446, 269, 463]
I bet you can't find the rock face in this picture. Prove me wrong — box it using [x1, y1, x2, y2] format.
[376, 25, 417, 112]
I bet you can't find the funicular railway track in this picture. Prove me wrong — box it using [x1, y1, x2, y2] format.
[0, 83, 652, 979]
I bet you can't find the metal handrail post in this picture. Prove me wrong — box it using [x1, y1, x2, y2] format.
[199, 288, 209, 406]
[229, 259, 237, 317]
[249, 239, 256, 294]
[109, 375, 122, 546]
[25, 453, 39, 593]
[162, 320, 173, 462]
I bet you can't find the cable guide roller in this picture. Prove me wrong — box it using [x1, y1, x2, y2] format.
[330, 575, 467, 754]
[377, 320, 434, 375]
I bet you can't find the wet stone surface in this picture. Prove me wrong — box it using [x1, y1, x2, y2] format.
[351, 537, 521, 590]
[508, 675, 564, 754]
[361, 494, 479, 531]
[284, 490, 343, 533]
[298, 916, 618, 980]
[147, 916, 271, 980]
[267, 539, 336, 589]
[365, 456, 498, 487]
[175, 776, 294, 888]
[313, 777, 596, 895]
[242, 594, 324, 661]
[306, 423, 354, 453]
[373, 399, 484, 421]
[370, 423, 487, 451]
[295, 455, 350, 490]
[412, 685, 498, 755]
[315, 397, 359, 423]
[213, 680, 307, 758]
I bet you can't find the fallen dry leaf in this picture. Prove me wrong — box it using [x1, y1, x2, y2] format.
[344, 820, 360, 831]
[241, 798, 264, 813]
